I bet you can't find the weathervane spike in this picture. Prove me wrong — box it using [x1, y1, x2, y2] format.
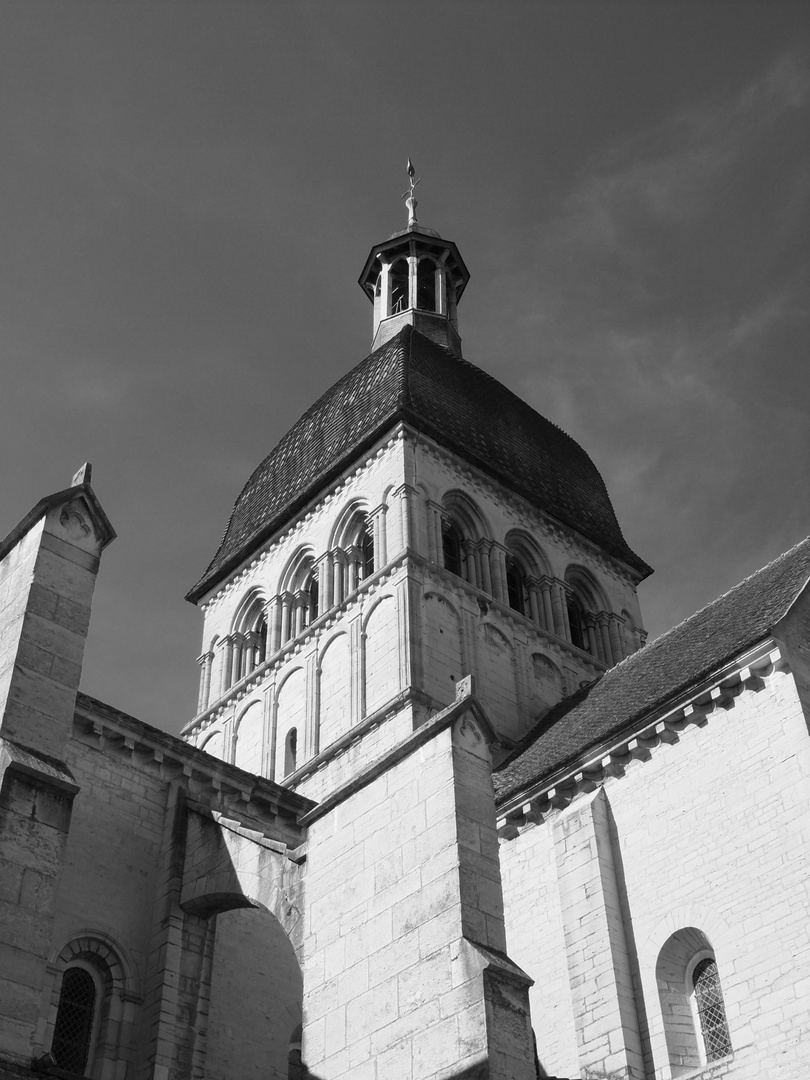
[401, 158, 420, 226]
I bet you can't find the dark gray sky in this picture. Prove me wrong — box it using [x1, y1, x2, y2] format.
[2, 2, 808, 735]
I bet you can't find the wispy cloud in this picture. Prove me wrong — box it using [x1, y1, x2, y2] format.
[555, 49, 810, 246]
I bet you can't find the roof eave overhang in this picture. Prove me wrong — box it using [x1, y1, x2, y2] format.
[188, 399, 650, 605]
[494, 633, 787, 820]
[185, 411, 415, 605]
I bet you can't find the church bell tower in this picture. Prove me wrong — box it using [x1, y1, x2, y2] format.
[182, 168, 650, 1078]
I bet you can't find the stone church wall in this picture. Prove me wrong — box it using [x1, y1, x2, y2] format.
[206, 906, 302, 1080]
[500, 667, 810, 1079]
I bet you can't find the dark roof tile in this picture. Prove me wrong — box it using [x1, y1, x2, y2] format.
[188, 326, 649, 601]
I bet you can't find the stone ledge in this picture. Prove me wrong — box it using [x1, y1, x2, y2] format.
[72, 695, 315, 830]
[0, 739, 78, 796]
[298, 682, 492, 827]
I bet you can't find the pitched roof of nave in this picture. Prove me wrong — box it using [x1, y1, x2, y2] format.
[494, 535, 810, 806]
[187, 325, 650, 602]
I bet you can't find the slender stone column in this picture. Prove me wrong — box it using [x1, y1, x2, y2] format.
[220, 638, 233, 694]
[280, 593, 293, 645]
[550, 580, 567, 638]
[462, 539, 478, 587]
[426, 501, 444, 562]
[599, 613, 613, 665]
[203, 651, 214, 710]
[527, 578, 542, 625]
[540, 576, 555, 632]
[267, 596, 282, 653]
[315, 554, 332, 615]
[369, 503, 388, 567]
[489, 543, 508, 602]
[332, 551, 345, 606]
[609, 614, 624, 661]
[478, 541, 493, 594]
[345, 546, 359, 595]
[392, 483, 418, 554]
[585, 617, 600, 660]
[230, 634, 244, 686]
[197, 654, 205, 713]
[407, 251, 418, 309]
[379, 260, 391, 321]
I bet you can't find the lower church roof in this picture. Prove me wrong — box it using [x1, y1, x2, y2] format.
[188, 326, 650, 602]
[494, 536, 810, 806]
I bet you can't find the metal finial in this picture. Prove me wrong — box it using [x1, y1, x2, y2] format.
[401, 158, 420, 226]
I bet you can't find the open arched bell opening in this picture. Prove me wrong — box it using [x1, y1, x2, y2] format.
[564, 566, 611, 661]
[505, 554, 529, 616]
[389, 258, 409, 314]
[441, 519, 464, 578]
[416, 256, 439, 312]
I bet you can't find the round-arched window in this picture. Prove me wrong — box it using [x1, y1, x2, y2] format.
[51, 967, 97, 1075]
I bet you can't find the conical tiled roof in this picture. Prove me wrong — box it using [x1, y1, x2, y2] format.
[187, 326, 650, 602]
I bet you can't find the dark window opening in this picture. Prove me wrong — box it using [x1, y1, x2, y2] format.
[442, 522, 463, 578]
[257, 617, 268, 666]
[51, 968, 96, 1075]
[694, 958, 732, 1061]
[284, 728, 298, 777]
[360, 528, 374, 579]
[506, 557, 527, 615]
[417, 259, 437, 312]
[390, 259, 409, 314]
[568, 597, 587, 652]
[306, 577, 318, 625]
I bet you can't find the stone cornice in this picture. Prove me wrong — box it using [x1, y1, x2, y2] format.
[496, 638, 790, 837]
[72, 693, 314, 834]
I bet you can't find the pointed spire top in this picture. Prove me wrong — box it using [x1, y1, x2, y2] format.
[401, 158, 420, 227]
[71, 463, 92, 487]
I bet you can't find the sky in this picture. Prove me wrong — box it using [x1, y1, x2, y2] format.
[1, 1, 807, 735]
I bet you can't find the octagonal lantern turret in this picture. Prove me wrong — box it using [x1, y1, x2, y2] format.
[358, 221, 470, 356]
